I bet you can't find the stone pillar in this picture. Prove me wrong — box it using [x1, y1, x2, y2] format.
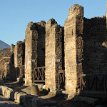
[14, 41, 25, 68]
[25, 21, 45, 86]
[45, 19, 64, 93]
[14, 41, 25, 79]
[25, 22, 38, 86]
[64, 4, 84, 96]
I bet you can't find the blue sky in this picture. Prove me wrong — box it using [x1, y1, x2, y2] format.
[0, 0, 106, 45]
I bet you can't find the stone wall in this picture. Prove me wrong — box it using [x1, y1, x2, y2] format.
[83, 17, 107, 91]
[0, 48, 11, 59]
[64, 4, 84, 96]
[83, 17, 107, 74]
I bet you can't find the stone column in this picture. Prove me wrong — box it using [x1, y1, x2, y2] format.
[64, 4, 84, 97]
[25, 22, 38, 86]
[45, 19, 64, 93]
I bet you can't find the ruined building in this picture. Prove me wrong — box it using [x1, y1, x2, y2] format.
[0, 4, 107, 97]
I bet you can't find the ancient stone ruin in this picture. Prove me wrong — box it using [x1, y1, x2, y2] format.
[0, 4, 107, 107]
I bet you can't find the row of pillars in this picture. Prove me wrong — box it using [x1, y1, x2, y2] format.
[14, 4, 84, 96]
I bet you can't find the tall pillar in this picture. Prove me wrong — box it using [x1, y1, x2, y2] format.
[14, 41, 25, 77]
[64, 4, 84, 96]
[45, 19, 64, 93]
[25, 22, 38, 86]
[25, 21, 45, 86]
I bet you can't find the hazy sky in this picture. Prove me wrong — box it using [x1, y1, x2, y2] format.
[0, 0, 106, 45]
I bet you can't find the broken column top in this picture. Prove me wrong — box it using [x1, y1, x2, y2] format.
[27, 21, 46, 30]
[27, 22, 38, 30]
[46, 18, 57, 27]
[37, 21, 46, 27]
[68, 4, 84, 18]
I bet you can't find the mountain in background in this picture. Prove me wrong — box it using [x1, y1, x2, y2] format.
[0, 40, 10, 50]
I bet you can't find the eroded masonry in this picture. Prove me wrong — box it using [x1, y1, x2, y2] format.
[0, 4, 107, 97]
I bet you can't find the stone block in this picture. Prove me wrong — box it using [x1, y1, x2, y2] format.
[14, 92, 26, 104]
[0, 86, 13, 99]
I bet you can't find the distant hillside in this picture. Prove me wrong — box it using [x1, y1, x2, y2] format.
[0, 40, 10, 50]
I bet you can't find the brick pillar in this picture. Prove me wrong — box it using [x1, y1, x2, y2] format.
[64, 4, 84, 97]
[25, 22, 38, 86]
[45, 19, 64, 93]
